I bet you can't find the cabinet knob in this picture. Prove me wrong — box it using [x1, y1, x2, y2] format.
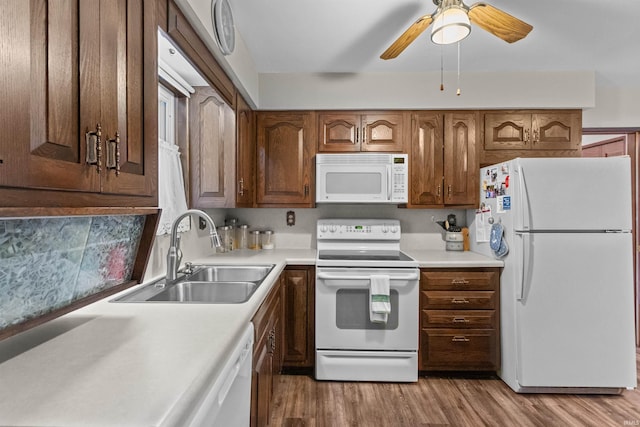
[238, 178, 245, 196]
[452, 317, 469, 323]
[451, 279, 470, 285]
[451, 298, 470, 304]
[452, 336, 470, 342]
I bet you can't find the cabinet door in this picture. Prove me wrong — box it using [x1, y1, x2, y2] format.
[99, 0, 157, 198]
[236, 94, 255, 207]
[189, 86, 235, 208]
[361, 112, 405, 152]
[532, 111, 581, 150]
[283, 267, 315, 368]
[256, 112, 315, 206]
[317, 113, 360, 152]
[444, 112, 477, 206]
[0, 0, 157, 206]
[483, 112, 531, 150]
[0, 0, 99, 192]
[409, 112, 444, 206]
[251, 332, 273, 427]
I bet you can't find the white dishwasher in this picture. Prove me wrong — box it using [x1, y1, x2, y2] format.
[186, 323, 254, 427]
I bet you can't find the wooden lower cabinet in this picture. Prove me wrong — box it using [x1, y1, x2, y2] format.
[251, 275, 283, 427]
[419, 268, 500, 372]
[282, 266, 315, 369]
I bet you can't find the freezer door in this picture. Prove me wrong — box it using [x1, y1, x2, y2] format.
[512, 157, 632, 231]
[515, 232, 636, 388]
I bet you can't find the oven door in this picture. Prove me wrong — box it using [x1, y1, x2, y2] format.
[315, 267, 419, 351]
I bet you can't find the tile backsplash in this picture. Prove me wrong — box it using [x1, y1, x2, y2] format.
[0, 215, 145, 330]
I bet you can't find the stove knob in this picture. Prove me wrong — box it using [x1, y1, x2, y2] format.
[390, 225, 399, 233]
[320, 224, 328, 233]
[330, 225, 337, 233]
[381, 224, 389, 233]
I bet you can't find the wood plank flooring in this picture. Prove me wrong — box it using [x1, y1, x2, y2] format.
[269, 350, 640, 426]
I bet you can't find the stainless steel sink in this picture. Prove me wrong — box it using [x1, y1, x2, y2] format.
[147, 281, 258, 303]
[186, 265, 274, 283]
[111, 264, 275, 304]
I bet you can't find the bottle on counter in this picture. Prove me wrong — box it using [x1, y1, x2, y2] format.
[261, 230, 275, 250]
[236, 224, 249, 250]
[249, 230, 261, 250]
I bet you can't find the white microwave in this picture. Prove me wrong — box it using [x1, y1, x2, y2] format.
[315, 153, 408, 204]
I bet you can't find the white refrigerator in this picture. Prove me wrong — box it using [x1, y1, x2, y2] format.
[468, 157, 637, 393]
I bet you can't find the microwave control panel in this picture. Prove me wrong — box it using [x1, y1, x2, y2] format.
[391, 155, 408, 201]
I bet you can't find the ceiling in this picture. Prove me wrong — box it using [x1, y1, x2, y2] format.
[228, 0, 639, 86]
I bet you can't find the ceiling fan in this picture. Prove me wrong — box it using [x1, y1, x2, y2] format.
[380, 0, 533, 60]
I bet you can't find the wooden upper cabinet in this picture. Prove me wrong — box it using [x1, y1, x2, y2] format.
[0, 0, 157, 207]
[532, 112, 581, 150]
[236, 94, 255, 207]
[410, 112, 444, 206]
[409, 111, 477, 207]
[444, 112, 478, 206]
[483, 113, 531, 150]
[317, 112, 405, 152]
[189, 86, 235, 208]
[481, 110, 582, 167]
[256, 112, 315, 207]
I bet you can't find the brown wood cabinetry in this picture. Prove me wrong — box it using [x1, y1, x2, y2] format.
[0, 0, 157, 207]
[317, 112, 406, 152]
[481, 110, 582, 167]
[188, 86, 235, 208]
[419, 268, 500, 371]
[409, 111, 478, 207]
[282, 266, 315, 369]
[236, 94, 256, 207]
[251, 276, 283, 427]
[256, 112, 316, 207]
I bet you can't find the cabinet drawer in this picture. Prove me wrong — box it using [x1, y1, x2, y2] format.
[421, 269, 498, 291]
[422, 291, 495, 310]
[422, 310, 495, 329]
[421, 329, 497, 371]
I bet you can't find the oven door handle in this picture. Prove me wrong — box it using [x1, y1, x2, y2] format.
[317, 272, 420, 281]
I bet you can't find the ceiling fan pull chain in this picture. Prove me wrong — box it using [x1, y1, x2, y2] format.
[440, 43, 444, 91]
[456, 41, 461, 96]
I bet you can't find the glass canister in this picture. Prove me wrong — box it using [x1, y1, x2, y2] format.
[216, 226, 229, 253]
[224, 218, 238, 250]
[249, 230, 261, 250]
[236, 224, 249, 250]
[261, 230, 274, 250]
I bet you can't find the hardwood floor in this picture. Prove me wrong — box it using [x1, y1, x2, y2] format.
[269, 350, 640, 426]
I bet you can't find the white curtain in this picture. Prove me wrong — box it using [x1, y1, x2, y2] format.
[157, 139, 190, 235]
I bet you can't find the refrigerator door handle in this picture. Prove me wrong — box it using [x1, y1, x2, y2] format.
[516, 164, 531, 231]
[515, 232, 531, 301]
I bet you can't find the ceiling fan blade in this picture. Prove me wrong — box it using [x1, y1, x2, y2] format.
[468, 2, 533, 43]
[380, 14, 434, 60]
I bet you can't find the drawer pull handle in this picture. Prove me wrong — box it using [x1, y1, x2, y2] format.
[451, 298, 470, 304]
[452, 317, 469, 323]
[452, 336, 470, 342]
[451, 279, 470, 285]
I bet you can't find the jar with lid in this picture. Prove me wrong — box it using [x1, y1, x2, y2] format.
[261, 230, 275, 250]
[216, 225, 233, 253]
[249, 230, 261, 250]
[224, 218, 238, 249]
[236, 224, 249, 250]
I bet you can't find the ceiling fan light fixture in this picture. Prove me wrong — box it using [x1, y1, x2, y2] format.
[430, 6, 471, 45]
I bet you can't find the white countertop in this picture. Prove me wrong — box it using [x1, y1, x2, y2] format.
[0, 248, 500, 426]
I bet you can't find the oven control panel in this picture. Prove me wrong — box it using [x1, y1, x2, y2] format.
[317, 219, 400, 240]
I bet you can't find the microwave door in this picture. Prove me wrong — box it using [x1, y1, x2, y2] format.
[319, 164, 388, 202]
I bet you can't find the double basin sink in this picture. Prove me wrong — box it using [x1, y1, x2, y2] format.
[112, 264, 275, 304]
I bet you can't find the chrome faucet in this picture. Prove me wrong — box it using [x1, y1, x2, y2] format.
[166, 209, 222, 282]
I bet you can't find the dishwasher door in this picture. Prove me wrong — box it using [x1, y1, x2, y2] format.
[188, 323, 254, 427]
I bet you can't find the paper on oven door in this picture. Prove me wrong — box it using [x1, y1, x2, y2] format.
[370, 275, 390, 324]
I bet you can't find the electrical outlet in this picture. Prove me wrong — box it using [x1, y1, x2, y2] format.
[199, 217, 207, 230]
[286, 210, 295, 226]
